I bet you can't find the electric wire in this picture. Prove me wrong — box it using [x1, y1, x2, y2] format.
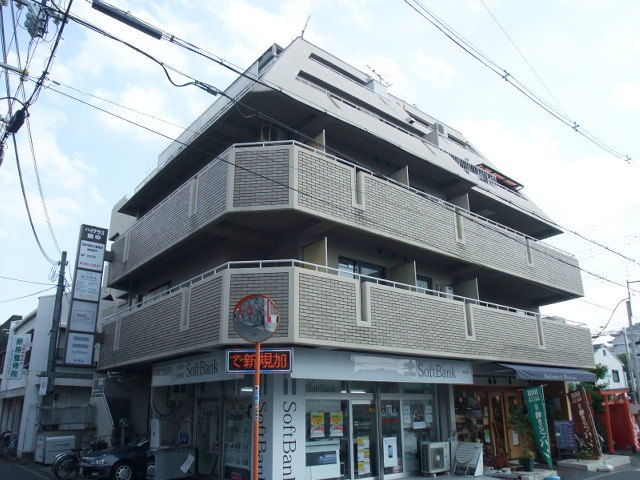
[0, 274, 56, 286]
[8, 0, 62, 253]
[591, 298, 628, 340]
[62, 2, 640, 270]
[403, 0, 630, 162]
[478, 0, 568, 117]
[33, 77, 640, 301]
[21, 4, 640, 301]
[0, 6, 56, 263]
[0, 285, 56, 303]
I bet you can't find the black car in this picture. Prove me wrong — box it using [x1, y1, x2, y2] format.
[79, 439, 149, 480]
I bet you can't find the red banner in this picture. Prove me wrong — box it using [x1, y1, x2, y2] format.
[569, 388, 602, 459]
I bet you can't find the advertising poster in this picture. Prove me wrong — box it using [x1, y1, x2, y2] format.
[356, 436, 371, 475]
[78, 240, 105, 271]
[329, 411, 344, 437]
[69, 300, 99, 332]
[383, 436, 398, 468]
[310, 411, 325, 438]
[569, 388, 602, 459]
[65, 332, 95, 365]
[73, 269, 102, 302]
[523, 386, 553, 467]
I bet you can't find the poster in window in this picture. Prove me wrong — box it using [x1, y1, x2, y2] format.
[329, 411, 344, 437]
[356, 436, 371, 475]
[383, 436, 398, 468]
[310, 411, 325, 438]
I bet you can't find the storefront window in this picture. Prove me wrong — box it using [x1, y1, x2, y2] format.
[352, 401, 378, 479]
[380, 400, 403, 475]
[195, 383, 222, 477]
[306, 399, 350, 479]
[401, 399, 436, 475]
[378, 383, 399, 394]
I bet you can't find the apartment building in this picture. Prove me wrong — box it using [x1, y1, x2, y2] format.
[98, 38, 595, 478]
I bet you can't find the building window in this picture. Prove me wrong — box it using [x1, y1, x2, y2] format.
[612, 370, 620, 382]
[338, 257, 384, 280]
[416, 275, 433, 291]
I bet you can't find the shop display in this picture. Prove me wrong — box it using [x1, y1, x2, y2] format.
[356, 436, 371, 475]
[330, 412, 344, 437]
[310, 411, 326, 438]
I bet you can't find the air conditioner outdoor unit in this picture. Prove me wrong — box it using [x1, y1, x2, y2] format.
[420, 441, 450, 476]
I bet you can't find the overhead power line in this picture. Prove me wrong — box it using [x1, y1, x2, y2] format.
[23, 2, 640, 298]
[0, 274, 56, 286]
[71, 0, 640, 271]
[0, 5, 56, 264]
[402, 0, 631, 163]
[0, 285, 55, 303]
[31, 77, 640, 299]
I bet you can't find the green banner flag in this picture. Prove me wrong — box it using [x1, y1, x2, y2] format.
[523, 386, 553, 467]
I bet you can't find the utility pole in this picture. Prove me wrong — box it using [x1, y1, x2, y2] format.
[622, 329, 637, 397]
[45, 250, 67, 394]
[626, 279, 640, 403]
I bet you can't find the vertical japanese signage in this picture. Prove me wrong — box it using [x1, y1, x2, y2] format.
[523, 386, 553, 467]
[6, 334, 30, 380]
[64, 224, 108, 366]
[569, 387, 602, 459]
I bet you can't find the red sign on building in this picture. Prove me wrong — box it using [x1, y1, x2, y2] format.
[226, 348, 292, 373]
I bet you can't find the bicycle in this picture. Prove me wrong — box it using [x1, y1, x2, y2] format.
[0, 430, 17, 457]
[51, 435, 109, 480]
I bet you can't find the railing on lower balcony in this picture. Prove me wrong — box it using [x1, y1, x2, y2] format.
[102, 259, 584, 327]
[99, 259, 594, 371]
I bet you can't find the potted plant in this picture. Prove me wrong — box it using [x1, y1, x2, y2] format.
[510, 405, 536, 472]
[518, 450, 536, 472]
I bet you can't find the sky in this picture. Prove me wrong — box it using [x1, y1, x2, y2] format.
[0, 0, 639, 342]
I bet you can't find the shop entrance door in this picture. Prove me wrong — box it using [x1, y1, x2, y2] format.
[352, 400, 378, 480]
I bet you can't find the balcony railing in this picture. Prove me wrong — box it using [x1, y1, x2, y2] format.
[102, 258, 584, 327]
[108, 141, 580, 296]
[99, 259, 593, 371]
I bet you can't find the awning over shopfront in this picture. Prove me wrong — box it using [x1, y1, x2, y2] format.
[499, 363, 596, 382]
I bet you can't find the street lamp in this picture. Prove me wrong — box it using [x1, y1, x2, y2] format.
[626, 280, 640, 403]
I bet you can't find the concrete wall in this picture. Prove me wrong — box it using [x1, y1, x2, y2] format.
[107, 144, 582, 299]
[99, 266, 594, 371]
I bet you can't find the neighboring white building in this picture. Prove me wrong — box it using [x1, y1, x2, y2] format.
[594, 344, 628, 390]
[0, 293, 95, 460]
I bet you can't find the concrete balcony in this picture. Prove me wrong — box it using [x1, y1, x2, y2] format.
[107, 141, 582, 297]
[98, 260, 594, 371]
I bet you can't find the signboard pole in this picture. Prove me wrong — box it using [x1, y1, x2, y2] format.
[63, 225, 108, 366]
[252, 341, 261, 480]
[45, 250, 67, 394]
[232, 294, 280, 480]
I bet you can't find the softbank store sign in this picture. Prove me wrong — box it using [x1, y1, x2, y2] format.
[291, 348, 473, 384]
[152, 351, 239, 387]
[151, 348, 473, 387]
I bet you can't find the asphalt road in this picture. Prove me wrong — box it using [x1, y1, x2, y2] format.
[2, 456, 640, 480]
[0, 457, 54, 480]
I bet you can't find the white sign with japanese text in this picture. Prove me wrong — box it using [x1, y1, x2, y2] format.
[6, 334, 30, 380]
[69, 300, 99, 333]
[64, 332, 95, 365]
[78, 240, 105, 272]
[73, 269, 102, 302]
